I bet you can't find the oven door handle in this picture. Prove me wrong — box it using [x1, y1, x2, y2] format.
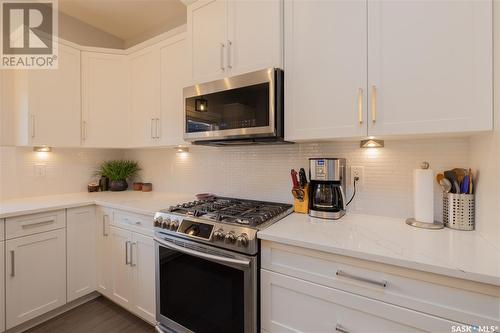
[154, 237, 251, 267]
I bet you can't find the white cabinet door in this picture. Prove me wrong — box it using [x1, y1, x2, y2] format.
[81, 52, 130, 148]
[284, 0, 368, 141]
[159, 35, 188, 146]
[0, 242, 5, 333]
[227, 0, 282, 75]
[6, 229, 66, 329]
[131, 233, 156, 324]
[129, 46, 161, 147]
[188, 0, 227, 83]
[261, 270, 458, 333]
[367, 0, 492, 136]
[15, 43, 81, 147]
[67, 206, 96, 302]
[110, 226, 134, 310]
[96, 207, 113, 297]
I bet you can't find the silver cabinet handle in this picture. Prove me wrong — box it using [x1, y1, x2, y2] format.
[220, 43, 225, 71]
[102, 214, 109, 237]
[154, 237, 250, 268]
[227, 40, 232, 69]
[125, 241, 131, 265]
[30, 114, 35, 138]
[21, 218, 55, 228]
[357, 88, 363, 124]
[371, 85, 377, 123]
[335, 324, 350, 333]
[156, 118, 160, 139]
[130, 242, 136, 267]
[150, 118, 155, 139]
[336, 270, 387, 288]
[81, 121, 87, 141]
[10, 250, 15, 277]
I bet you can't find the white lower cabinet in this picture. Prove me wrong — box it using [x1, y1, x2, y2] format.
[0, 241, 5, 333]
[110, 226, 135, 309]
[6, 229, 66, 329]
[96, 207, 113, 298]
[67, 206, 96, 302]
[109, 225, 156, 324]
[261, 270, 457, 333]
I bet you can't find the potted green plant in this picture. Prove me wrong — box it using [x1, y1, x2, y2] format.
[97, 160, 141, 191]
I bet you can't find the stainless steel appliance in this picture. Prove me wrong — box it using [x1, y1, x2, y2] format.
[308, 158, 347, 220]
[183, 68, 284, 145]
[154, 197, 293, 333]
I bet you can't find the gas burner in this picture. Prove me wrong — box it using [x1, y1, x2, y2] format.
[166, 197, 293, 228]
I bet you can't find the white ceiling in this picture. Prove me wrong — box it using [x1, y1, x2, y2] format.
[58, 0, 187, 41]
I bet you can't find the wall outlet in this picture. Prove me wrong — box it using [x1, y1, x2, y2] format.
[34, 164, 46, 177]
[350, 166, 364, 185]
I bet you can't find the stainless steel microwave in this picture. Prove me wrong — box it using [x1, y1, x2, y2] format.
[183, 68, 284, 145]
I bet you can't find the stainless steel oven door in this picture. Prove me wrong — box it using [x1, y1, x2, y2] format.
[183, 68, 279, 142]
[154, 234, 257, 333]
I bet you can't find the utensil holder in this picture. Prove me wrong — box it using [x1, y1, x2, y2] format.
[443, 193, 475, 231]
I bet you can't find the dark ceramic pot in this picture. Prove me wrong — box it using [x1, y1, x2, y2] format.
[109, 180, 128, 191]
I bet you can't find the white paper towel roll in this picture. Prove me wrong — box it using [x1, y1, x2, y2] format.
[413, 168, 434, 223]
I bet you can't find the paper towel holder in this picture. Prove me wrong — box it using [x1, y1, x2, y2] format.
[406, 161, 444, 230]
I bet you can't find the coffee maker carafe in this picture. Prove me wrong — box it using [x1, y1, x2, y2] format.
[309, 158, 346, 220]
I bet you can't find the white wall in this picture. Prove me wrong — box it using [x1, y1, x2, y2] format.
[124, 138, 470, 221]
[469, 0, 500, 247]
[0, 147, 122, 201]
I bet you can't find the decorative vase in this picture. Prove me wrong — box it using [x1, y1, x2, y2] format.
[110, 180, 128, 191]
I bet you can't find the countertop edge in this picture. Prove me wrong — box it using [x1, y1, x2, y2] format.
[257, 232, 500, 287]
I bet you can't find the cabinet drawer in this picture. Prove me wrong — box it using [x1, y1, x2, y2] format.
[261, 241, 500, 327]
[262, 270, 458, 333]
[6, 210, 66, 239]
[112, 210, 153, 236]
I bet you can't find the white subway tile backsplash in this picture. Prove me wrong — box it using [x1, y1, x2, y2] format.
[124, 137, 470, 220]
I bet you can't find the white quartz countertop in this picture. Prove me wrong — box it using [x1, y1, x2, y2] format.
[0, 191, 195, 218]
[258, 213, 500, 286]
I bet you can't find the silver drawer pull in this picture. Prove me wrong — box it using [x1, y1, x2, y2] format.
[335, 324, 350, 333]
[336, 269, 387, 288]
[21, 218, 55, 228]
[102, 215, 109, 237]
[125, 241, 131, 265]
[10, 250, 15, 277]
[130, 242, 136, 267]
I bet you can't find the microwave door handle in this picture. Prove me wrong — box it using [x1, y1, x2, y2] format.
[154, 237, 250, 268]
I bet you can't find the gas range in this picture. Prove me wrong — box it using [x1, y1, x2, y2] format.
[153, 197, 293, 255]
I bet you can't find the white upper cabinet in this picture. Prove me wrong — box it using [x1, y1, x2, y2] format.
[159, 35, 188, 146]
[188, 0, 283, 83]
[188, 0, 227, 83]
[13, 43, 81, 147]
[81, 52, 130, 148]
[284, 0, 368, 141]
[367, 0, 493, 136]
[129, 46, 161, 147]
[285, 0, 493, 141]
[226, 0, 282, 76]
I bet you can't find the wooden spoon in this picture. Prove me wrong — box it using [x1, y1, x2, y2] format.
[436, 173, 445, 185]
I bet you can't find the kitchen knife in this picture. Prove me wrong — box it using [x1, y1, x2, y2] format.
[291, 169, 300, 188]
[299, 168, 307, 188]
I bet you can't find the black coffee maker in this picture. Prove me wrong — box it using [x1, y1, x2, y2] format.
[308, 158, 347, 220]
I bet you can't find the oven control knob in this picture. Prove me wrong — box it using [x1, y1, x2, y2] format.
[162, 218, 171, 229]
[154, 216, 163, 227]
[170, 220, 179, 231]
[236, 233, 249, 247]
[213, 229, 225, 241]
[224, 231, 237, 244]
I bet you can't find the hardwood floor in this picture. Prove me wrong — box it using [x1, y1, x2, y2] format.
[25, 297, 155, 333]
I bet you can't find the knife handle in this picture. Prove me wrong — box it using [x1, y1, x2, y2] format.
[291, 169, 299, 188]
